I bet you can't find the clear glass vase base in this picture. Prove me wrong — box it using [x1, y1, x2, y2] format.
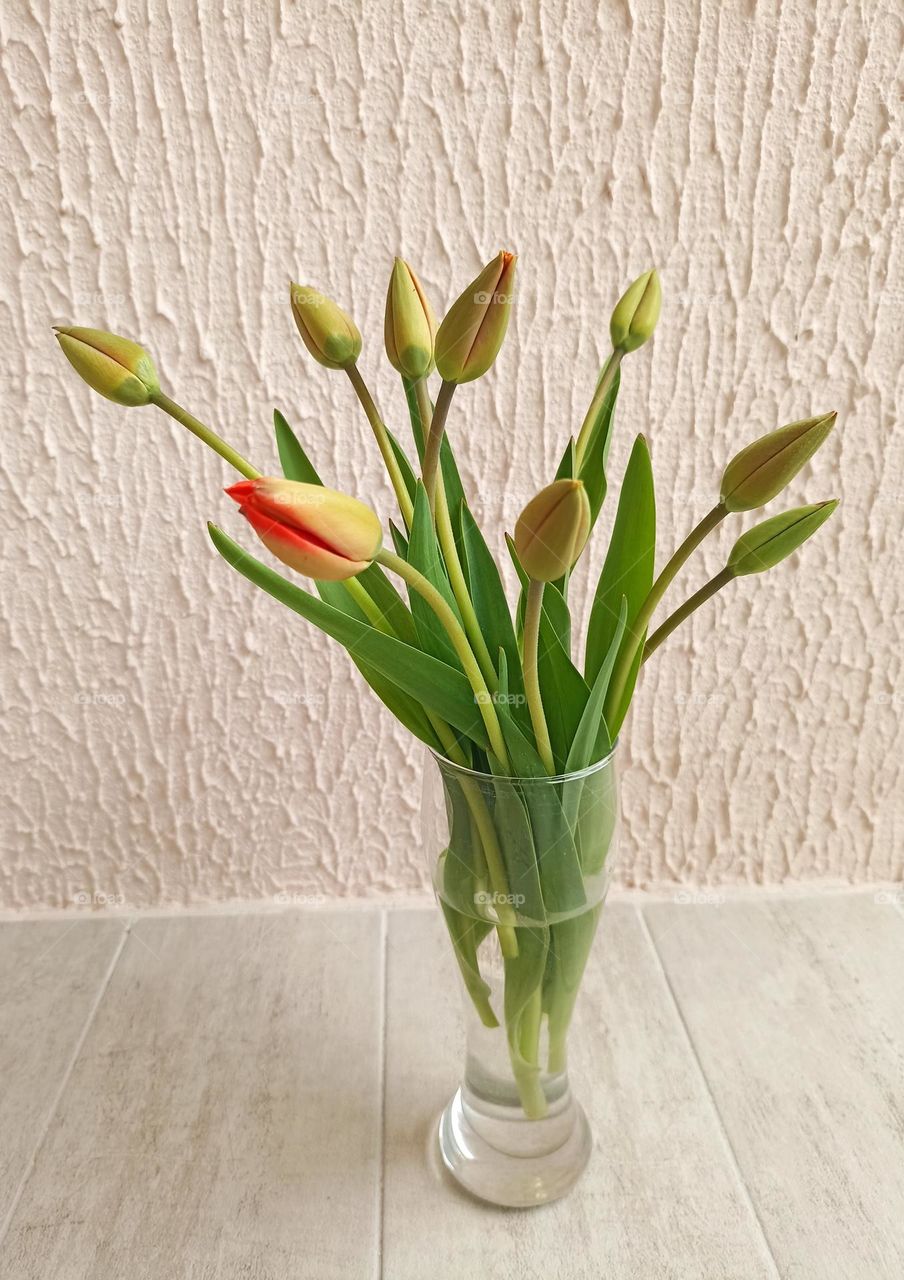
[437, 1086, 592, 1208]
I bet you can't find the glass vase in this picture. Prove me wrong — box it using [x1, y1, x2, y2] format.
[423, 748, 619, 1207]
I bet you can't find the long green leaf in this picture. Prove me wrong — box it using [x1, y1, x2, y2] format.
[460, 504, 522, 702]
[406, 484, 463, 667]
[209, 524, 489, 749]
[566, 597, 627, 771]
[585, 435, 656, 734]
[577, 366, 620, 524]
[274, 409, 320, 485]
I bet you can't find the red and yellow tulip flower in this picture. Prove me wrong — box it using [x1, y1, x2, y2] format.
[226, 477, 382, 581]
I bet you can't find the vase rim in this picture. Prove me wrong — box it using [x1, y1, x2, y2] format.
[429, 741, 618, 784]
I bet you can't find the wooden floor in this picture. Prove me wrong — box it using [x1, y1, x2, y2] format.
[0, 893, 902, 1278]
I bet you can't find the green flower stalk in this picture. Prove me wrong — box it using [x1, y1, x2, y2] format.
[515, 480, 592, 773]
[54, 326, 259, 478]
[643, 501, 839, 660]
[575, 269, 660, 467]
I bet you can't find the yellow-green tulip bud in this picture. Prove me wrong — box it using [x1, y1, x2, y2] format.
[514, 479, 592, 582]
[727, 501, 838, 576]
[54, 326, 159, 407]
[384, 258, 436, 379]
[720, 412, 837, 512]
[435, 251, 516, 384]
[609, 269, 661, 353]
[289, 283, 362, 370]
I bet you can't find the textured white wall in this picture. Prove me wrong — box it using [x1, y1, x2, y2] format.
[1, 0, 901, 910]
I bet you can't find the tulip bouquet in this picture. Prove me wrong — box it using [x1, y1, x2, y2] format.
[55, 254, 838, 1128]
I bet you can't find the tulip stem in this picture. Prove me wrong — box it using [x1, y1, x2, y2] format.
[603, 501, 728, 729]
[642, 567, 736, 663]
[150, 391, 260, 479]
[346, 364, 415, 530]
[414, 378, 498, 692]
[422, 380, 456, 509]
[523, 579, 555, 774]
[574, 350, 623, 468]
[375, 549, 509, 767]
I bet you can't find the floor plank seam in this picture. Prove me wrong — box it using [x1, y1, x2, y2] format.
[0, 920, 131, 1251]
[635, 906, 785, 1280]
[377, 908, 389, 1280]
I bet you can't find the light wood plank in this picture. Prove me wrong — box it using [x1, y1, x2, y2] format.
[382, 905, 778, 1279]
[0, 911, 384, 1280]
[0, 920, 126, 1227]
[644, 894, 904, 1278]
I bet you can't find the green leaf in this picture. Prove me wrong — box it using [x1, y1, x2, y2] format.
[585, 434, 656, 730]
[577, 365, 620, 523]
[460, 504, 523, 704]
[389, 520, 409, 559]
[273, 409, 429, 736]
[438, 780, 497, 1028]
[274, 409, 320, 485]
[495, 656, 587, 917]
[406, 484, 463, 668]
[209, 524, 489, 749]
[313, 580, 439, 748]
[386, 425, 418, 512]
[566, 597, 626, 772]
[554, 438, 576, 480]
[493, 651, 547, 778]
[401, 377, 427, 461]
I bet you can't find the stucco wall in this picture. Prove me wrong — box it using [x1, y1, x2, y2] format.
[1, 0, 901, 910]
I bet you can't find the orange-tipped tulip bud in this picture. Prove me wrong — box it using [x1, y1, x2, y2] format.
[54, 326, 159, 406]
[514, 478, 592, 582]
[727, 501, 838, 576]
[226, 477, 382, 581]
[289, 284, 362, 370]
[720, 412, 837, 512]
[435, 251, 516, 384]
[609, 269, 661, 353]
[384, 258, 436, 379]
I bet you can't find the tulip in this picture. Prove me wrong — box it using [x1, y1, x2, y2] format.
[609, 270, 661, 354]
[435, 251, 516, 384]
[384, 258, 436, 379]
[515, 478, 592, 583]
[727, 501, 839, 576]
[721, 412, 837, 512]
[289, 284, 362, 370]
[227, 477, 382, 581]
[54, 326, 159, 406]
